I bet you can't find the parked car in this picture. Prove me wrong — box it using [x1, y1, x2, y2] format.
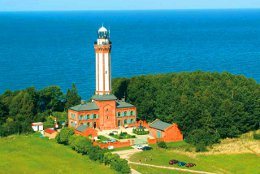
[136, 144, 144, 150]
[107, 146, 114, 150]
[185, 163, 196, 168]
[169, 159, 179, 165]
[141, 146, 152, 151]
[178, 162, 186, 167]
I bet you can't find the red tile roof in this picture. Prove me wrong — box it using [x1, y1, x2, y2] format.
[45, 128, 56, 134]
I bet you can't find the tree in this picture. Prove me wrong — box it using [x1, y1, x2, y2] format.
[56, 127, 74, 145]
[65, 84, 81, 109]
[69, 135, 92, 154]
[38, 86, 65, 113]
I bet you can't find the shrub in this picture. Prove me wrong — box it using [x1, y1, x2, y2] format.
[56, 127, 74, 145]
[69, 135, 92, 154]
[110, 156, 130, 174]
[109, 132, 114, 136]
[195, 143, 208, 152]
[133, 128, 149, 135]
[157, 141, 167, 149]
[253, 133, 260, 140]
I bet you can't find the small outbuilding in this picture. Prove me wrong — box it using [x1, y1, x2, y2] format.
[148, 119, 183, 142]
[32, 122, 43, 132]
[44, 128, 58, 139]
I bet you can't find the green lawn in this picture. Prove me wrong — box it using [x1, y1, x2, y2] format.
[130, 142, 260, 174]
[0, 134, 115, 174]
[130, 164, 189, 174]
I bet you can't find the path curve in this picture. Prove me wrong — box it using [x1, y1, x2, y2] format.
[129, 161, 216, 174]
[114, 149, 216, 174]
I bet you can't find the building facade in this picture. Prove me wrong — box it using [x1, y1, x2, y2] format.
[68, 26, 137, 131]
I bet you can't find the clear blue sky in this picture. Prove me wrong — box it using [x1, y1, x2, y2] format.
[0, 0, 260, 11]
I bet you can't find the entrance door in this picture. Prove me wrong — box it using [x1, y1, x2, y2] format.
[118, 120, 121, 126]
[157, 130, 161, 138]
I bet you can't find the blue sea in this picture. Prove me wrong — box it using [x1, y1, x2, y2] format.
[0, 10, 259, 99]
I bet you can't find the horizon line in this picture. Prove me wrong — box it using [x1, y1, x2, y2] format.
[1, 7, 260, 12]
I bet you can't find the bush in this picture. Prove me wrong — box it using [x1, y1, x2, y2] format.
[110, 155, 131, 174]
[56, 127, 74, 145]
[157, 141, 167, 149]
[253, 133, 260, 140]
[69, 135, 92, 154]
[133, 128, 149, 135]
[195, 143, 208, 152]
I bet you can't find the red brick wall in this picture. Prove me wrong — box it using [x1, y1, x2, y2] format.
[163, 124, 183, 142]
[148, 123, 183, 142]
[93, 140, 132, 149]
[74, 128, 98, 139]
[95, 100, 117, 130]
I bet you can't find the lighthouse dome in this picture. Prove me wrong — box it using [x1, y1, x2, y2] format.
[98, 26, 109, 39]
[98, 26, 108, 32]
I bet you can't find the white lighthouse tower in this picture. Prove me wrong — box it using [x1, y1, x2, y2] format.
[94, 26, 112, 95]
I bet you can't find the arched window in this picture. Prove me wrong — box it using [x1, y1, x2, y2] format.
[87, 115, 89, 119]
[130, 119, 133, 123]
[79, 115, 83, 120]
[124, 111, 127, 116]
[93, 114, 96, 119]
[124, 119, 127, 124]
[118, 112, 121, 117]
[130, 111, 133, 115]
[87, 122, 90, 127]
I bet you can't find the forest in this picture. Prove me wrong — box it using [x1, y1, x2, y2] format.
[0, 84, 81, 136]
[112, 71, 260, 148]
[0, 71, 259, 148]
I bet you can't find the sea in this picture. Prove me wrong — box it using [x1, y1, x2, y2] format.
[0, 10, 259, 99]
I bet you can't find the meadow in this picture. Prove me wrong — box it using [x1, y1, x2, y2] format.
[130, 131, 260, 174]
[0, 134, 115, 174]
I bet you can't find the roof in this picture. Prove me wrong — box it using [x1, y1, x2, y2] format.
[32, 122, 43, 126]
[116, 101, 134, 108]
[91, 94, 117, 101]
[45, 128, 56, 134]
[149, 119, 172, 131]
[70, 102, 99, 111]
[98, 26, 107, 32]
[76, 125, 88, 132]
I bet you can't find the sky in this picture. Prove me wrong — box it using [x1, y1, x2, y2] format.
[0, 0, 260, 11]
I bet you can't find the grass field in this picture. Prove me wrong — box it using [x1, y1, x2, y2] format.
[0, 134, 115, 174]
[130, 132, 260, 174]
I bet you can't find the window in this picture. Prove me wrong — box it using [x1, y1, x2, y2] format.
[93, 114, 96, 119]
[124, 111, 127, 116]
[118, 112, 121, 117]
[87, 115, 89, 119]
[130, 119, 133, 123]
[79, 115, 83, 120]
[124, 119, 127, 124]
[130, 111, 133, 115]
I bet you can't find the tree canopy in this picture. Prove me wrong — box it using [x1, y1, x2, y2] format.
[0, 84, 81, 137]
[112, 71, 260, 146]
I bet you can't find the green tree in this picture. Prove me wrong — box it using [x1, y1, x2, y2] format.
[56, 127, 74, 145]
[65, 84, 81, 109]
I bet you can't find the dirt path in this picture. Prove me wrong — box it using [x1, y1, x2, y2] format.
[114, 149, 217, 174]
[129, 162, 216, 174]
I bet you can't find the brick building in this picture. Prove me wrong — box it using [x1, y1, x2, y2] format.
[68, 26, 137, 131]
[149, 119, 183, 142]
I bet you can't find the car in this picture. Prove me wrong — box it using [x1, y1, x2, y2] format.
[107, 146, 114, 150]
[169, 159, 179, 165]
[178, 162, 186, 167]
[185, 163, 196, 168]
[135, 144, 144, 150]
[141, 146, 152, 151]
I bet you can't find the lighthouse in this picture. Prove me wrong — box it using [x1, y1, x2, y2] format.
[94, 26, 112, 95]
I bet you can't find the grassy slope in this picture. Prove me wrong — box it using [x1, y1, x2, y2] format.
[0, 134, 115, 174]
[130, 132, 260, 174]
